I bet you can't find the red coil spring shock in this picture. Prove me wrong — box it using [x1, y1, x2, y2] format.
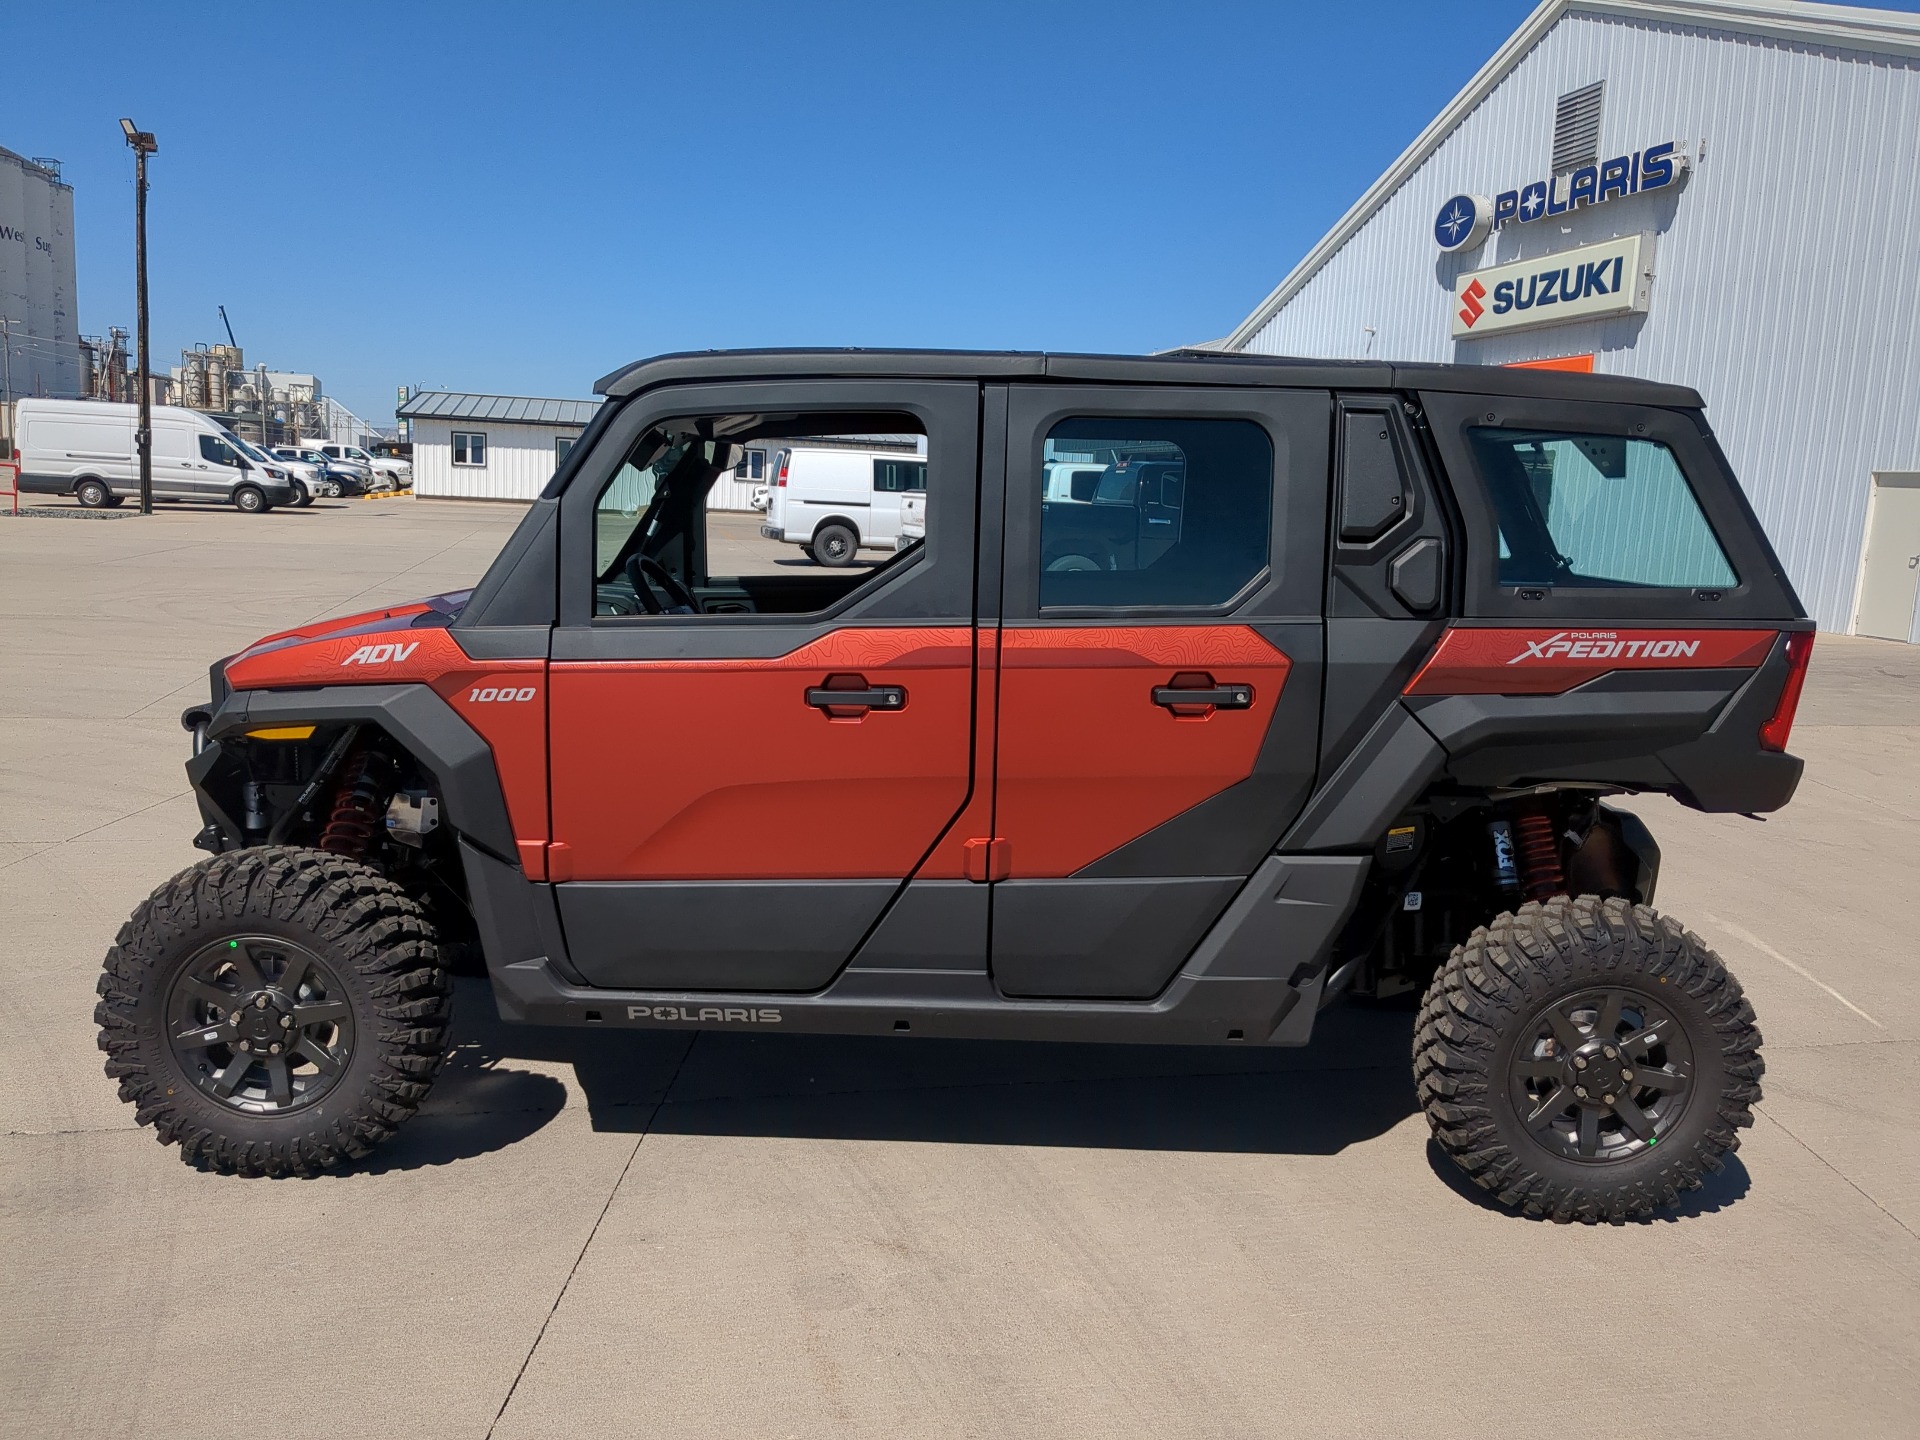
[318, 752, 385, 858]
[1511, 807, 1566, 902]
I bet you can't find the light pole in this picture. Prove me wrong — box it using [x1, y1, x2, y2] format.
[120, 119, 158, 515]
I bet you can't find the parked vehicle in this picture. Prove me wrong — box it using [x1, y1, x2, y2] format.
[749, 483, 771, 512]
[14, 399, 297, 512]
[271, 446, 361, 497]
[105, 348, 1810, 1225]
[759, 444, 927, 565]
[259, 446, 327, 504]
[896, 490, 925, 550]
[315, 441, 410, 489]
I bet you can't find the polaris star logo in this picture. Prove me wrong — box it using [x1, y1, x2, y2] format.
[1507, 631, 1701, 664]
[341, 641, 420, 666]
[1458, 279, 1487, 329]
[627, 1005, 783, 1024]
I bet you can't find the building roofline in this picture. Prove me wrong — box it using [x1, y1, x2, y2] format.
[1221, 0, 1920, 352]
[396, 390, 601, 424]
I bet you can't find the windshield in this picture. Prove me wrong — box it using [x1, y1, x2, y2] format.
[222, 430, 274, 465]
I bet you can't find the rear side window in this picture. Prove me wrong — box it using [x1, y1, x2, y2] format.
[873, 458, 926, 492]
[1039, 417, 1271, 609]
[1469, 427, 1737, 589]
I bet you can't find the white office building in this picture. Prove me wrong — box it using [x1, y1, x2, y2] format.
[1220, 0, 1920, 642]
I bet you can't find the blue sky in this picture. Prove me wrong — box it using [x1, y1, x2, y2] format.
[13, 1, 1918, 423]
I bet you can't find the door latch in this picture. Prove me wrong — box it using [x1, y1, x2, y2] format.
[1152, 671, 1253, 715]
[806, 673, 907, 716]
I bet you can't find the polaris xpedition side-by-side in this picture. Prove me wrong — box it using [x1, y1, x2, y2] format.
[96, 349, 1812, 1222]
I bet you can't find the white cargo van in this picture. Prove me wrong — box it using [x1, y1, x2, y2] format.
[14, 399, 299, 512]
[758, 445, 927, 566]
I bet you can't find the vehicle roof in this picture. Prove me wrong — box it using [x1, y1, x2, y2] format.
[595, 348, 1705, 409]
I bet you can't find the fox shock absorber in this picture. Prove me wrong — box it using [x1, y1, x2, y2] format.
[1487, 818, 1522, 896]
[1510, 806, 1567, 902]
[318, 751, 393, 859]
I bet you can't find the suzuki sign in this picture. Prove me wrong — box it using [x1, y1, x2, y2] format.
[1451, 233, 1654, 340]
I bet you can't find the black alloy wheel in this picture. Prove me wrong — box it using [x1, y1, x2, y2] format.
[1507, 987, 1694, 1162]
[97, 847, 451, 1175]
[165, 935, 354, 1114]
[1415, 895, 1762, 1223]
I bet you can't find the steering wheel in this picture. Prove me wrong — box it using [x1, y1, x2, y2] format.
[624, 553, 698, 614]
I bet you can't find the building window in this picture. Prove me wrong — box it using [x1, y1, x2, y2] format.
[556, 436, 576, 463]
[732, 447, 767, 481]
[452, 431, 487, 467]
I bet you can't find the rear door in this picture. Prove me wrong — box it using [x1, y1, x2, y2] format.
[987, 385, 1330, 999]
[546, 379, 982, 993]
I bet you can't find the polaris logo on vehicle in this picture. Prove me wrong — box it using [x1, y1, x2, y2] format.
[1508, 631, 1701, 664]
[626, 1004, 783, 1024]
[340, 641, 420, 666]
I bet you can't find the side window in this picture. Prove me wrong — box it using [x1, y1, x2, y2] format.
[873, 458, 927, 493]
[1469, 428, 1737, 588]
[556, 436, 575, 463]
[452, 432, 487, 467]
[198, 434, 238, 467]
[1039, 417, 1271, 609]
[591, 413, 930, 619]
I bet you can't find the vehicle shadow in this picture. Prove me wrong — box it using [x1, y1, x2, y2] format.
[1422, 1137, 1753, 1221]
[361, 977, 1423, 1169]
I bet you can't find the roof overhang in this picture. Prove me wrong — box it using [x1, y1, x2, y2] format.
[1222, 0, 1920, 352]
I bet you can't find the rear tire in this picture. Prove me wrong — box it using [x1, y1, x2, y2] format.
[233, 484, 268, 513]
[812, 522, 859, 567]
[75, 478, 109, 509]
[1414, 895, 1762, 1223]
[94, 847, 452, 1176]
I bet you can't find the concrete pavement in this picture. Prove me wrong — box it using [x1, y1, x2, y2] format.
[2, 497, 1915, 1438]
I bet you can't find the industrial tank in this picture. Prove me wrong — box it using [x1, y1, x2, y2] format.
[0, 146, 82, 399]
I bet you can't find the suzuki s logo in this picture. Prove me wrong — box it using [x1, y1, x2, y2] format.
[341, 641, 419, 666]
[1458, 279, 1487, 329]
[1508, 631, 1701, 663]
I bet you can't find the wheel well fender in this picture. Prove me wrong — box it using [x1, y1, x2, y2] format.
[1280, 704, 1447, 853]
[203, 683, 518, 861]
[810, 516, 861, 545]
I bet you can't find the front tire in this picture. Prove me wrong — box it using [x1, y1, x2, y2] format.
[95, 847, 451, 1176]
[1414, 895, 1762, 1223]
[233, 484, 268, 513]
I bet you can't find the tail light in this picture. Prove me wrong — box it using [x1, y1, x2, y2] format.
[775, 457, 789, 486]
[1759, 631, 1814, 752]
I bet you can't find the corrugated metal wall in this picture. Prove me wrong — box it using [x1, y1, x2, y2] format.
[412, 419, 762, 509]
[1241, 11, 1920, 637]
[412, 419, 579, 500]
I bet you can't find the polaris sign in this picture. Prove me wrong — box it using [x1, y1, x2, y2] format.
[1433, 141, 1689, 253]
[1451, 233, 1654, 339]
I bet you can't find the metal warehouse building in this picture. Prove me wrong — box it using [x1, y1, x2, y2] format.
[398, 389, 765, 508]
[398, 391, 601, 500]
[1222, 0, 1920, 643]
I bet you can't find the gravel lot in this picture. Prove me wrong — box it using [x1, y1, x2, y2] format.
[2, 496, 1915, 1439]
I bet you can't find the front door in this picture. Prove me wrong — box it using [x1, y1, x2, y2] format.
[546, 380, 981, 992]
[988, 385, 1330, 999]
